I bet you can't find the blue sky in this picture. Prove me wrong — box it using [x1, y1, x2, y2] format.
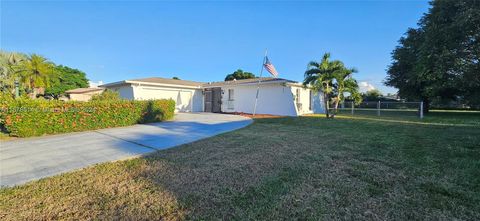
[1, 1, 430, 94]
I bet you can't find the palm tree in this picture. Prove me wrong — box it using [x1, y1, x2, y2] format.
[0, 51, 26, 94]
[303, 53, 344, 118]
[17, 54, 56, 98]
[331, 67, 362, 116]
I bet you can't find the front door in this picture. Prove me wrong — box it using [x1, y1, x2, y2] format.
[212, 87, 222, 113]
[204, 87, 222, 113]
[204, 90, 213, 112]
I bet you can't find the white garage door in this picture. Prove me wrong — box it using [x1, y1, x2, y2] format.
[176, 91, 192, 112]
[140, 88, 192, 112]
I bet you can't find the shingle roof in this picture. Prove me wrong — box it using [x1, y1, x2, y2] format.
[203, 77, 297, 87]
[65, 88, 104, 94]
[101, 77, 300, 88]
[129, 77, 204, 87]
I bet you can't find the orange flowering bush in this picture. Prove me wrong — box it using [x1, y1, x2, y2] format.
[0, 95, 175, 137]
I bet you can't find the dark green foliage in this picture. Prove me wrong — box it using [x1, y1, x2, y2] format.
[362, 89, 383, 101]
[45, 65, 89, 96]
[304, 53, 361, 117]
[225, 69, 256, 81]
[172, 77, 180, 80]
[386, 0, 480, 109]
[0, 97, 175, 137]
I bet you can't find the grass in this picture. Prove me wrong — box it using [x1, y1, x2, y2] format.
[337, 108, 480, 126]
[1, 111, 480, 220]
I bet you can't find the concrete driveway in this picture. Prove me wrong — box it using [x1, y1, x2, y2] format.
[0, 113, 252, 187]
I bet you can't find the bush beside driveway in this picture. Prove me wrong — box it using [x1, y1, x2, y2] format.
[0, 96, 175, 137]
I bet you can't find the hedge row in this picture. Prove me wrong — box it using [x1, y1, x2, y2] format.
[0, 97, 175, 137]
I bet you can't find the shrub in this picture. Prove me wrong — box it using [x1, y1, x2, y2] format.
[0, 98, 175, 137]
[90, 89, 120, 101]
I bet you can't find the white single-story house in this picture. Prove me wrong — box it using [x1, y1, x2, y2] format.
[100, 77, 325, 116]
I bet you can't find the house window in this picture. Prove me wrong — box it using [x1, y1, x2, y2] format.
[228, 89, 234, 101]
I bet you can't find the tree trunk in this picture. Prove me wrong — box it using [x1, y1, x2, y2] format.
[332, 94, 341, 117]
[423, 99, 430, 114]
[324, 92, 329, 118]
[324, 83, 330, 118]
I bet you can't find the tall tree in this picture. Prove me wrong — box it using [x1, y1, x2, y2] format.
[303, 53, 343, 118]
[46, 65, 89, 97]
[331, 67, 361, 115]
[386, 0, 480, 110]
[386, 28, 426, 103]
[15, 54, 57, 97]
[225, 69, 256, 81]
[0, 51, 27, 95]
[362, 89, 383, 101]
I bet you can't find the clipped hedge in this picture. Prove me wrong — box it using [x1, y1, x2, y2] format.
[0, 97, 175, 137]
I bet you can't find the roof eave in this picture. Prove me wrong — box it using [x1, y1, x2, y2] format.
[99, 80, 128, 88]
[203, 79, 295, 88]
[101, 80, 202, 89]
[126, 80, 202, 89]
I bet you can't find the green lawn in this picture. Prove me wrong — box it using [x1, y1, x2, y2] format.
[1, 112, 479, 220]
[337, 108, 480, 126]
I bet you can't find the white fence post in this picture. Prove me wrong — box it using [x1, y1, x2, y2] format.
[377, 101, 381, 116]
[420, 101, 424, 119]
[351, 101, 354, 115]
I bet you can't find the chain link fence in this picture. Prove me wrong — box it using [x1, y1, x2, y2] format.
[336, 101, 424, 118]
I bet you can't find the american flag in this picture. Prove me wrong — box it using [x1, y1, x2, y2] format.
[263, 56, 279, 78]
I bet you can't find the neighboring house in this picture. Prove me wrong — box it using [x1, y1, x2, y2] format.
[65, 88, 104, 101]
[101, 77, 325, 116]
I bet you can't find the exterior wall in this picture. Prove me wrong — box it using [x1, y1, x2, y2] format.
[290, 85, 326, 115]
[311, 90, 326, 114]
[220, 84, 298, 116]
[192, 89, 204, 112]
[68, 90, 103, 101]
[290, 85, 313, 115]
[109, 85, 135, 100]
[104, 81, 324, 115]
[129, 84, 203, 112]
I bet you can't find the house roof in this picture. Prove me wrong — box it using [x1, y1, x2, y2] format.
[129, 77, 204, 87]
[203, 77, 298, 87]
[100, 77, 204, 88]
[65, 88, 104, 94]
[101, 77, 301, 89]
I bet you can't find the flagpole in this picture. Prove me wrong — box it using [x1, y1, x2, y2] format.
[253, 49, 267, 116]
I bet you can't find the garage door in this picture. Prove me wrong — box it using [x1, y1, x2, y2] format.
[140, 88, 192, 112]
[176, 91, 192, 112]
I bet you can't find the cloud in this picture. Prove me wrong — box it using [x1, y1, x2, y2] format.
[359, 81, 376, 92]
